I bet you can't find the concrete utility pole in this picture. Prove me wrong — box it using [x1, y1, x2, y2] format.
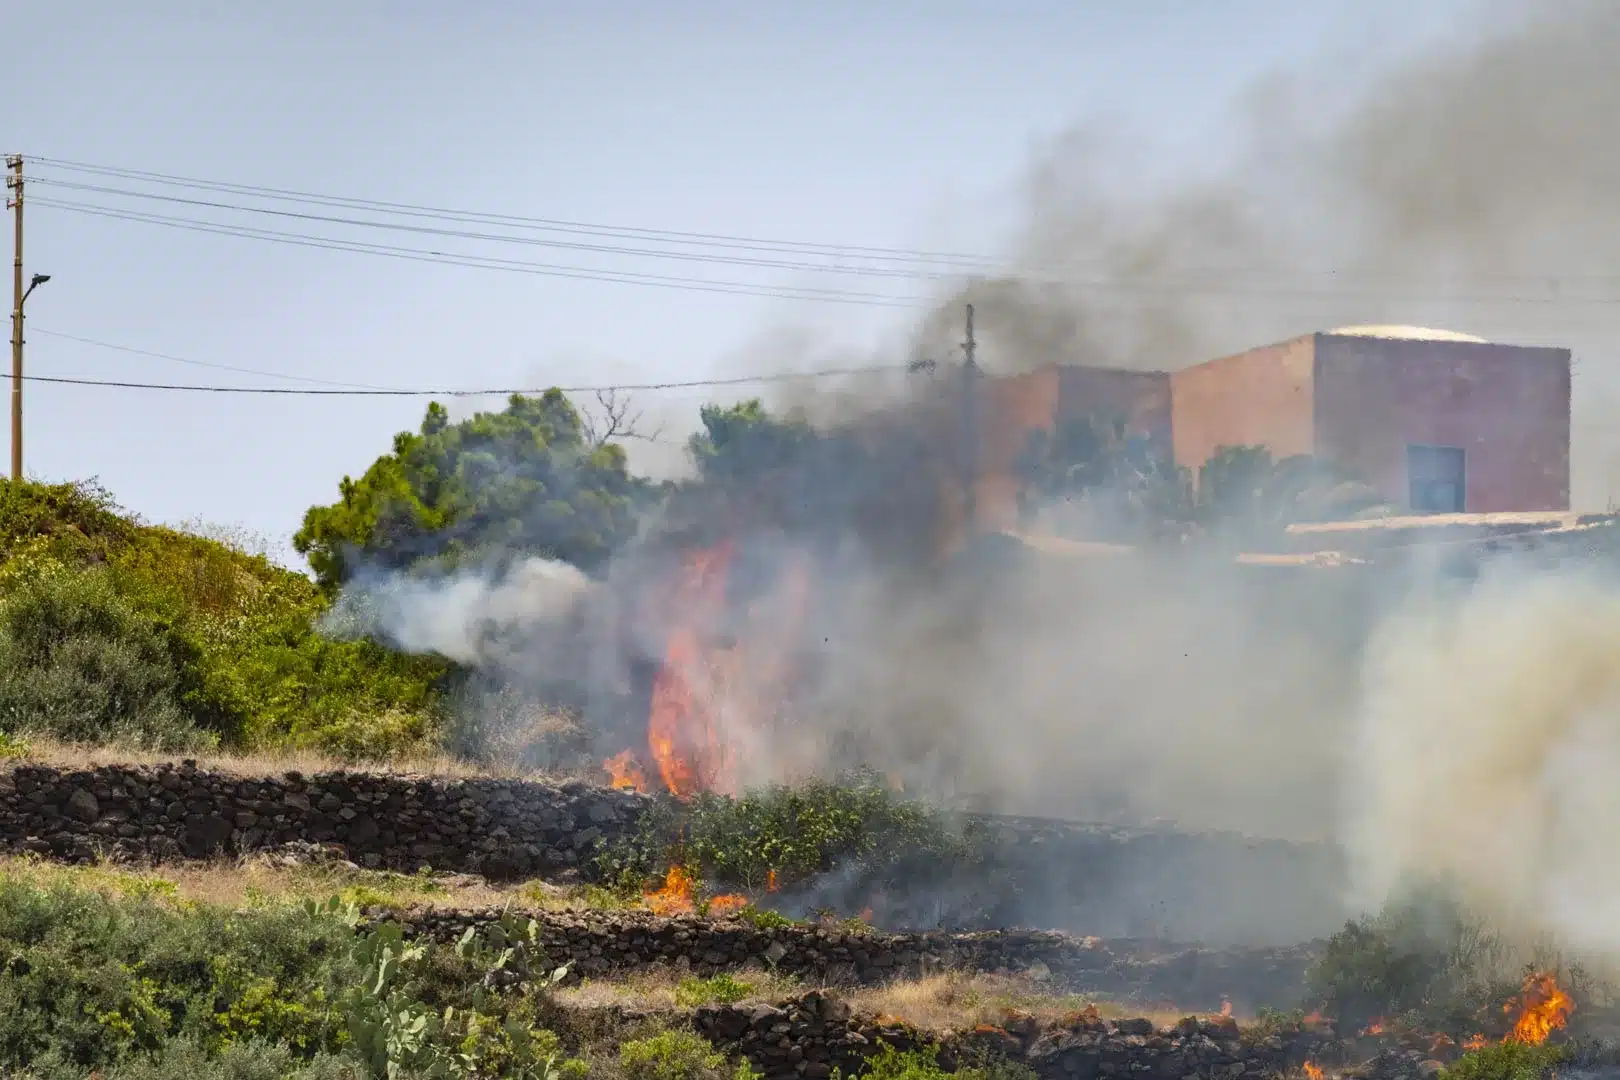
[7, 156, 48, 484]
[960, 303, 980, 530]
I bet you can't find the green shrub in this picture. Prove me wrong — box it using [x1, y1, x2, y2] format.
[603, 770, 976, 894]
[1306, 886, 1523, 1037]
[674, 974, 754, 1007]
[0, 479, 449, 759]
[1442, 1042, 1568, 1080]
[0, 567, 214, 750]
[619, 1030, 757, 1080]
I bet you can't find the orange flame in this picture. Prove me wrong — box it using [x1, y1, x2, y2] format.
[1507, 972, 1573, 1045]
[1361, 1020, 1386, 1037]
[1302, 1011, 1323, 1026]
[647, 544, 736, 797]
[644, 866, 696, 916]
[645, 543, 814, 798]
[859, 907, 874, 923]
[708, 894, 748, 916]
[604, 749, 647, 792]
[1303, 1063, 1324, 1080]
[1463, 1034, 1488, 1051]
[765, 869, 779, 893]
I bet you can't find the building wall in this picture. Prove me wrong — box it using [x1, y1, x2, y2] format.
[974, 367, 1064, 532]
[1312, 335, 1571, 512]
[1057, 367, 1173, 451]
[1169, 335, 1317, 479]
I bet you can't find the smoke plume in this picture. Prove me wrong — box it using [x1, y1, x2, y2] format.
[330, 2, 1620, 952]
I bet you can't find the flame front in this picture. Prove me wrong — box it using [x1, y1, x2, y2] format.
[1303, 1063, 1324, 1080]
[645, 542, 812, 798]
[647, 544, 737, 797]
[709, 894, 748, 916]
[644, 866, 696, 916]
[1507, 972, 1573, 1045]
[604, 749, 647, 792]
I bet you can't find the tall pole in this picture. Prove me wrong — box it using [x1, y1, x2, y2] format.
[6, 155, 22, 483]
[961, 303, 978, 530]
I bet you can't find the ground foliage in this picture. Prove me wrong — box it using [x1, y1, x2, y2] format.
[598, 769, 984, 895]
[0, 869, 593, 1080]
[0, 479, 448, 757]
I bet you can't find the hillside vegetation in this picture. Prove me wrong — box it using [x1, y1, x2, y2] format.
[0, 479, 447, 758]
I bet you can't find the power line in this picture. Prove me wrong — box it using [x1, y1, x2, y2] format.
[31, 154, 1620, 293]
[30, 177, 972, 284]
[22, 346, 907, 396]
[38, 193, 1620, 308]
[30, 328, 415, 390]
[32, 196, 930, 308]
[29, 155, 998, 268]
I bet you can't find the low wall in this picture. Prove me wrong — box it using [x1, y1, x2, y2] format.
[692, 993, 1439, 1080]
[0, 761, 649, 879]
[396, 907, 1320, 1011]
[0, 762, 1350, 947]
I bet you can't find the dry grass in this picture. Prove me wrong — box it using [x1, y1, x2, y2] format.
[557, 967, 806, 1012]
[842, 972, 1201, 1034]
[0, 735, 585, 782]
[0, 852, 664, 915]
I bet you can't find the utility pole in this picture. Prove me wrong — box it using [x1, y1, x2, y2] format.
[7, 155, 23, 483]
[960, 303, 979, 531]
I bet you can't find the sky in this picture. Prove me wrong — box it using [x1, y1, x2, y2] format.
[10, 1, 1478, 566]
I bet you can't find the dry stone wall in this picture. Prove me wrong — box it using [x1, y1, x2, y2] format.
[394, 908, 1319, 1010]
[0, 761, 649, 879]
[693, 992, 1353, 1080]
[0, 761, 1348, 947]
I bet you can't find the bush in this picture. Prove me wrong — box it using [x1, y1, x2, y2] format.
[0, 868, 597, 1078]
[674, 974, 754, 1008]
[1307, 887, 1523, 1037]
[619, 1030, 757, 1080]
[0, 479, 448, 759]
[603, 770, 977, 894]
[0, 568, 213, 750]
[1442, 1042, 1568, 1080]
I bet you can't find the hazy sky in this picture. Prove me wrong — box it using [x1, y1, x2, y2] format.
[12, 2, 1475, 565]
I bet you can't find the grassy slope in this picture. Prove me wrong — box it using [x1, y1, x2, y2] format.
[0, 479, 448, 758]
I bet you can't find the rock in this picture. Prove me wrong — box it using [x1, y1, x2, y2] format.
[65, 788, 100, 823]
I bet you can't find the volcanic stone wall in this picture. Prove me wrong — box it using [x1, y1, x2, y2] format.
[0, 762, 1350, 945]
[0, 761, 650, 879]
[693, 993, 1356, 1080]
[397, 907, 1319, 1011]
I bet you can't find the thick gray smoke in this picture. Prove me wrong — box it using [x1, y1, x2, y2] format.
[330, 2, 1620, 952]
[910, 0, 1620, 508]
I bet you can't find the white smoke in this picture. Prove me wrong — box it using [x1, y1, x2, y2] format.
[326, 556, 594, 670]
[1345, 560, 1620, 963]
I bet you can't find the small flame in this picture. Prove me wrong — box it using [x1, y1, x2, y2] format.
[859, 907, 874, 923]
[1362, 1020, 1386, 1037]
[1463, 1034, 1488, 1051]
[1303, 1063, 1324, 1080]
[765, 868, 779, 893]
[1507, 972, 1573, 1046]
[604, 749, 647, 792]
[644, 866, 696, 916]
[1220, 1000, 1233, 1018]
[1302, 1011, 1324, 1026]
[708, 894, 748, 916]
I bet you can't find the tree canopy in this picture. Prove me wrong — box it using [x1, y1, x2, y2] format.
[295, 391, 644, 593]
